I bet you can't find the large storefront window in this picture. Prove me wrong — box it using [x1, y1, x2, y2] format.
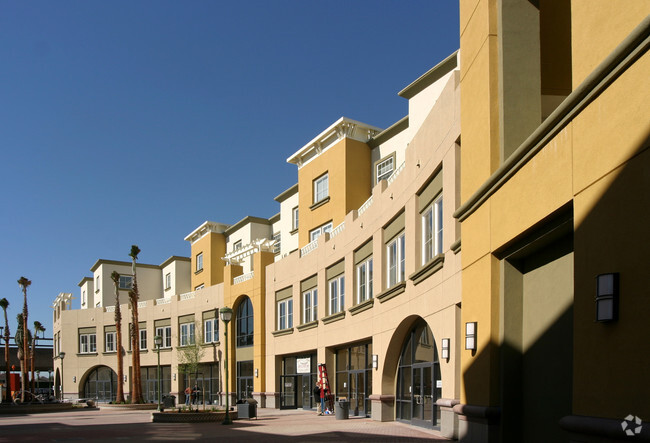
[396, 321, 441, 429]
[280, 353, 317, 410]
[83, 366, 118, 403]
[141, 365, 172, 404]
[335, 342, 372, 417]
[237, 361, 254, 401]
[182, 363, 220, 406]
[236, 297, 254, 347]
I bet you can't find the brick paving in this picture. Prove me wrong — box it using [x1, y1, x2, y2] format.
[0, 406, 450, 442]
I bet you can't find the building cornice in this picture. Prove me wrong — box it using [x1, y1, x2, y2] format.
[269, 212, 281, 224]
[286, 117, 383, 168]
[398, 50, 459, 99]
[274, 183, 299, 202]
[184, 221, 230, 244]
[224, 216, 272, 237]
[159, 255, 191, 269]
[90, 259, 161, 272]
[368, 116, 409, 148]
[77, 277, 93, 287]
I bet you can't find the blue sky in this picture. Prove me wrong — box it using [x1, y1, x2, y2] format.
[0, 1, 459, 338]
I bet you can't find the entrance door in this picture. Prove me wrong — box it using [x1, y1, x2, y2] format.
[97, 380, 113, 403]
[411, 364, 434, 427]
[280, 375, 297, 409]
[301, 375, 313, 410]
[349, 371, 366, 416]
[146, 380, 157, 403]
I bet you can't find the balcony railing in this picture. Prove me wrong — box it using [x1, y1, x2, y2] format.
[387, 161, 405, 186]
[179, 291, 195, 301]
[357, 196, 373, 216]
[300, 239, 318, 257]
[105, 306, 115, 313]
[330, 222, 345, 239]
[156, 297, 171, 305]
[137, 301, 147, 308]
[233, 271, 254, 285]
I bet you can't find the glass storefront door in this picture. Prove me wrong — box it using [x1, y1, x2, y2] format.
[349, 371, 365, 416]
[280, 375, 297, 409]
[412, 364, 434, 427]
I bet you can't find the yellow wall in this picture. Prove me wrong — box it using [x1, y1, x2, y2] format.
[190, 232, 226, 290]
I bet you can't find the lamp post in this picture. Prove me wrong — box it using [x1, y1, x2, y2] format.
[219, 307, 233, 425]
[59, 352, 65, 401]
[154, 335, 163, 411]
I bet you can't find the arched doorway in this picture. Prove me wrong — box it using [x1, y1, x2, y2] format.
[83, 366, 118, 402]
[55, 369, 61, 399]
[235, 296, 254, 401]
[396, 319, 441, 429]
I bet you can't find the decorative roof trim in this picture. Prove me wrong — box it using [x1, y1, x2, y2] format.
[224, 216, 272, 237]
[184, 221, 230, 244]
[368, 116, 409, 148]
[274, 183, 299, 202]
[269, 212, 281, 224]
[398, 50, 459, 99]
[222, 238, 276, 265]
[90, 259, 161, 273]
[77, 276, 93, 287]
[160, 255, 191, 269]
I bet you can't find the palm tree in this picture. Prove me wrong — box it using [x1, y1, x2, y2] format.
[17, 277, 31, 403]
[31, 321, 45, 393]
[0, 298, 10, 403]
[14, 314, 31, 402]
[128, 245, 143, 403]
[111, 271, 126, 403]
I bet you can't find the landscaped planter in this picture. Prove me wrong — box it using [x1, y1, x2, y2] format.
[151, 410, 238, 423]
[100, 403, 158, 410]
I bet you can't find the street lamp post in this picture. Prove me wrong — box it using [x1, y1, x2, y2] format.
[219, 307, 233, 425]
[58, 352, 65, 401]
[154, 335, 163, 411]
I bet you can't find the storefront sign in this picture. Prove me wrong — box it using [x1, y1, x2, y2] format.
[296, 357, 311, 373]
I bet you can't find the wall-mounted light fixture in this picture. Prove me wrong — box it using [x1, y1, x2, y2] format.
[372, 354, 378, 369]
[441, 338, 450, 361]
[173, 373, 176, 381]
[596, 273, 619, 322]
[73, 376, 76, 383]
[465, 322, 477, 351]
[123, 375, 127, 383]
[255, 368, 259, 378]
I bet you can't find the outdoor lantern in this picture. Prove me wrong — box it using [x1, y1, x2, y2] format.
[154, 335, 163, 347]
[465, 322, 477, 351]
[441, 338, 450, 360]
[220, 306, 233, 323]
[596, 273, 619, 322]
[372, 354, 378, 369]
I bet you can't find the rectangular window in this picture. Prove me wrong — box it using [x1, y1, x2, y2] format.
[277, 299, 293, 330]
[356, 258, 373, 303]
[233, 240, 242, 251]
[156, 326, 172, 348]
[387, 233, 406, 288]
[195, 284, 205, 291]
[82, 290, 87, 307]
[329, 275, 345, 315]
[119, 275, 133, 290]
[105, 332, 116, 352]
[376, 157, 394, 183]
[139, 329, 147, 350]
[313, 173, 329, 204]
[204, 319, 219, 343]
[273, 232, 281, 254]
[79, 333, 97, 354]
[292, 207, 299, 231]
[422, 195, 443, 263]
[309, 222, 333, 242]
[165, 273, 171, 290]
[180, 323, 195, 346]
[95, 276, 100, 292]
[196, 252, 203, 272]
[302, 289, 318, 323]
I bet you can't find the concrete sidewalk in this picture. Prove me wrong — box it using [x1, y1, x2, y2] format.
[0, 406, 451, 442]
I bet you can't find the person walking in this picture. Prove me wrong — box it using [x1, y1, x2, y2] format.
[313, 382, 322, 415]
[184, 386, 191, 406]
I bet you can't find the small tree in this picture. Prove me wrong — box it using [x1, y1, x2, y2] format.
[177, 322, 204, 410]
[110, 271, 125, 403]
[128, 245, 144, 403]
[0, 298, 10, 402]
[31, 321, 45, 393]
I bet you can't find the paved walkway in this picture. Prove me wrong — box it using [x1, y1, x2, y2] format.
[0, 406, 450, 442]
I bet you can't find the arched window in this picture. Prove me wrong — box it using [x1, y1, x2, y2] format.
[236, 297, 253, 347]
[83, 366, 118, 403]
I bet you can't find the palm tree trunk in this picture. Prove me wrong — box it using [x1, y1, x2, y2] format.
[30, 339, 35, 393]
[2, 307, 10, 403]
[22, 290, 29, 403]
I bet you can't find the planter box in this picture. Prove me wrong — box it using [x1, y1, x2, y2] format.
[151, 410, 238, 423]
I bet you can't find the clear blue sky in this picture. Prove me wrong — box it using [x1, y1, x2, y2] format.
[0, 1, 459, 338]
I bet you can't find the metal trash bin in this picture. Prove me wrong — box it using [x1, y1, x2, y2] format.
[162, 394, 176, 409]
[237, 399, 257, 419]
[335, 400, 349, 420]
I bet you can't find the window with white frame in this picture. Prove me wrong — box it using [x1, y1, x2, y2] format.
[95, 276, 100, 292]
[313, 173, 329, 204]
[105, 332, 116, 352]
[387, 233, 406, 288]
[233, 240, 242, 251]
[273, 232, 281, 254]
[180, 323, 195, 346]
[165, 273, 171, 290]
[309, 222, 333, 242]
[156, 326, 172, 348]
[82, 290, 87, 307]
[204, 318, 219, 343]
[422, 195, 443, 263]
[328, 275, 345, 315]
[302, 289, 318, 323]
[292, 207, 299, 231]
[119, 275, 133, 290]
[79, 333, 97, 354]
[139, 329, 147, 350]
[277, 299, 293, 330]
[196, 252, 203, 272]
[376, 157, 395, 183]
[356, 258, 373, 303]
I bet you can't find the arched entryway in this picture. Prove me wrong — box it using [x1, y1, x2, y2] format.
[396, 319, 441, 429]
[55, 369, 61, 399]
[82, 366, 118, 402]
[234, 296, 254, 401]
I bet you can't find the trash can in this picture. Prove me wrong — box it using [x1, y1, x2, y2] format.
[162, 394, 176, 409]
[237, 398, 257, 419]
[335, 399, 349, 420]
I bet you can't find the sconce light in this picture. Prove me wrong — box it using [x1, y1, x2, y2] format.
[255, 369, 259, 378]
[123, 375, 127, 383]
[596, 273, 619, 322]
[465, 322, 477, 351]
[73, 376, 76, 383]
[173, 373, 176, 381]
[372, 354, 378, 369]
[441, 338, 450, 361]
